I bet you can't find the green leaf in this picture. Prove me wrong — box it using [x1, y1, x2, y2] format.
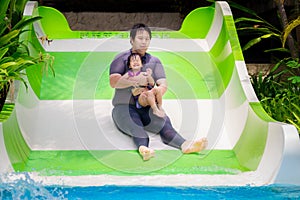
[0, 0, 10, 17]
[12, 16, 42, 31]
[292, 103, 300, 113]
[228, 2, 259, 18]
[264, 48, 289, 53]
[235, 17, 264, 24]
[0, 61, 17, 69]
[242, 33, 280, 51]
[0, 68, 8, 76]
[286, 59, 300, 68]
[288, 76, 300, 84]
[282, 16, 300, 47]
[261, 33, 275, 39]
[242, 37, 261, 51]
[0, 56, 13, 65]
[237, 27, 274, 35]
[15, 0, 28, 14]
[0, 29, 20, 46]
[0, 47, 8, 59]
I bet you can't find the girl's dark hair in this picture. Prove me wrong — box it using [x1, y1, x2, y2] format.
[127, 53, 142, 67]
[130, 23, 152, 40]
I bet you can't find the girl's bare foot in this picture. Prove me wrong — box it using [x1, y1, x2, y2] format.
[153, 108, 165, 118]
[181, 137, 208, 154]
[139, 146, 155, 161]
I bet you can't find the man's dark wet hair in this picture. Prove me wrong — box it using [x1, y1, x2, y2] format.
[130, 23, 152, 40]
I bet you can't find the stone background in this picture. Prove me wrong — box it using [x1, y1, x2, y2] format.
[63, 12, 183, 31]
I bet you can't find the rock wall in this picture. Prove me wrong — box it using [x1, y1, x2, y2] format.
[63, 12, 184, 31]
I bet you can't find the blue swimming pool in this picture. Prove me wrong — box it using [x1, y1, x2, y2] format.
[50, 185, 300, 200]
[1, 177, 300, 200]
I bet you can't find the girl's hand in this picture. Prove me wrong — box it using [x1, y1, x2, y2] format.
[143, 68, 152, 76]
[131, 81, 139, 88]
[146, 68, 152, 75]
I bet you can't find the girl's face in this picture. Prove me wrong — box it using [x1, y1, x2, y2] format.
[130, 30, 150, 56]
[129, 55, 142, 70]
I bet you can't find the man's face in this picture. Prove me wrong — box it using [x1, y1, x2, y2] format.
[131, 30, 151, 56]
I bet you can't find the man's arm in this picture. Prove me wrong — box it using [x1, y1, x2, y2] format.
[156, 78, 168, 95]
[110, 73, 138, 89]
[145, 68, 155, 86]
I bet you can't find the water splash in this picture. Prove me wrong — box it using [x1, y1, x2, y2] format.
[0, 172, 67, 199]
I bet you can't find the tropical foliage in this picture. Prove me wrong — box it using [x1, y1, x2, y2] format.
[206, 0, 300, 133]
[231, 0, 300, 133]
[251, 58, 300, 132]
[0, 0, 54, 111]
[232, 0, 299, 59]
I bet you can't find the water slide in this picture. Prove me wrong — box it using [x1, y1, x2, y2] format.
[0, 1, 299, 186]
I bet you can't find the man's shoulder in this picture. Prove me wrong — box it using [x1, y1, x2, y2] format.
[114, 50, 131, 60]
[146, 53, 160, 61]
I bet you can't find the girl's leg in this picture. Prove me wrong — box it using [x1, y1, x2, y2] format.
[139, 91, 164, 117]
[152, 88, 163, 109]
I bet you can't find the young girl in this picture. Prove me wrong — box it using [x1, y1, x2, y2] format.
[125, 53, 165, 118]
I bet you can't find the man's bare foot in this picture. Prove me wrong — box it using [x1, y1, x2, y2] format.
[181, 137, 208, 154]
[139, 146, 155, 161]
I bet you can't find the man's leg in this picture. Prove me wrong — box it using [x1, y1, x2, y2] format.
[158, 117, 186, 148]
[112, 105, 155, 160]
[144, 112, 207, 152]
[159, 117, 208, 153]
[143, 111, 185, 149]
[112, 105, 149, 147]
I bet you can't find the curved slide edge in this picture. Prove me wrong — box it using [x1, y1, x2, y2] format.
[0, 124, 14, 173]
[216, 1, 300, 185]
[271, 123, 300, 185]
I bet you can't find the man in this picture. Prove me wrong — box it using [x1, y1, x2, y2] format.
[109, 23, 207, 161]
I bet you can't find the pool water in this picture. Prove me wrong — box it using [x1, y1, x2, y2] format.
[47, 185, 300, 200]
[1, 175, 300, 200]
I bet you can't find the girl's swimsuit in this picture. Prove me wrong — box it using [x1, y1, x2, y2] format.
[128, 70, 153, 108]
